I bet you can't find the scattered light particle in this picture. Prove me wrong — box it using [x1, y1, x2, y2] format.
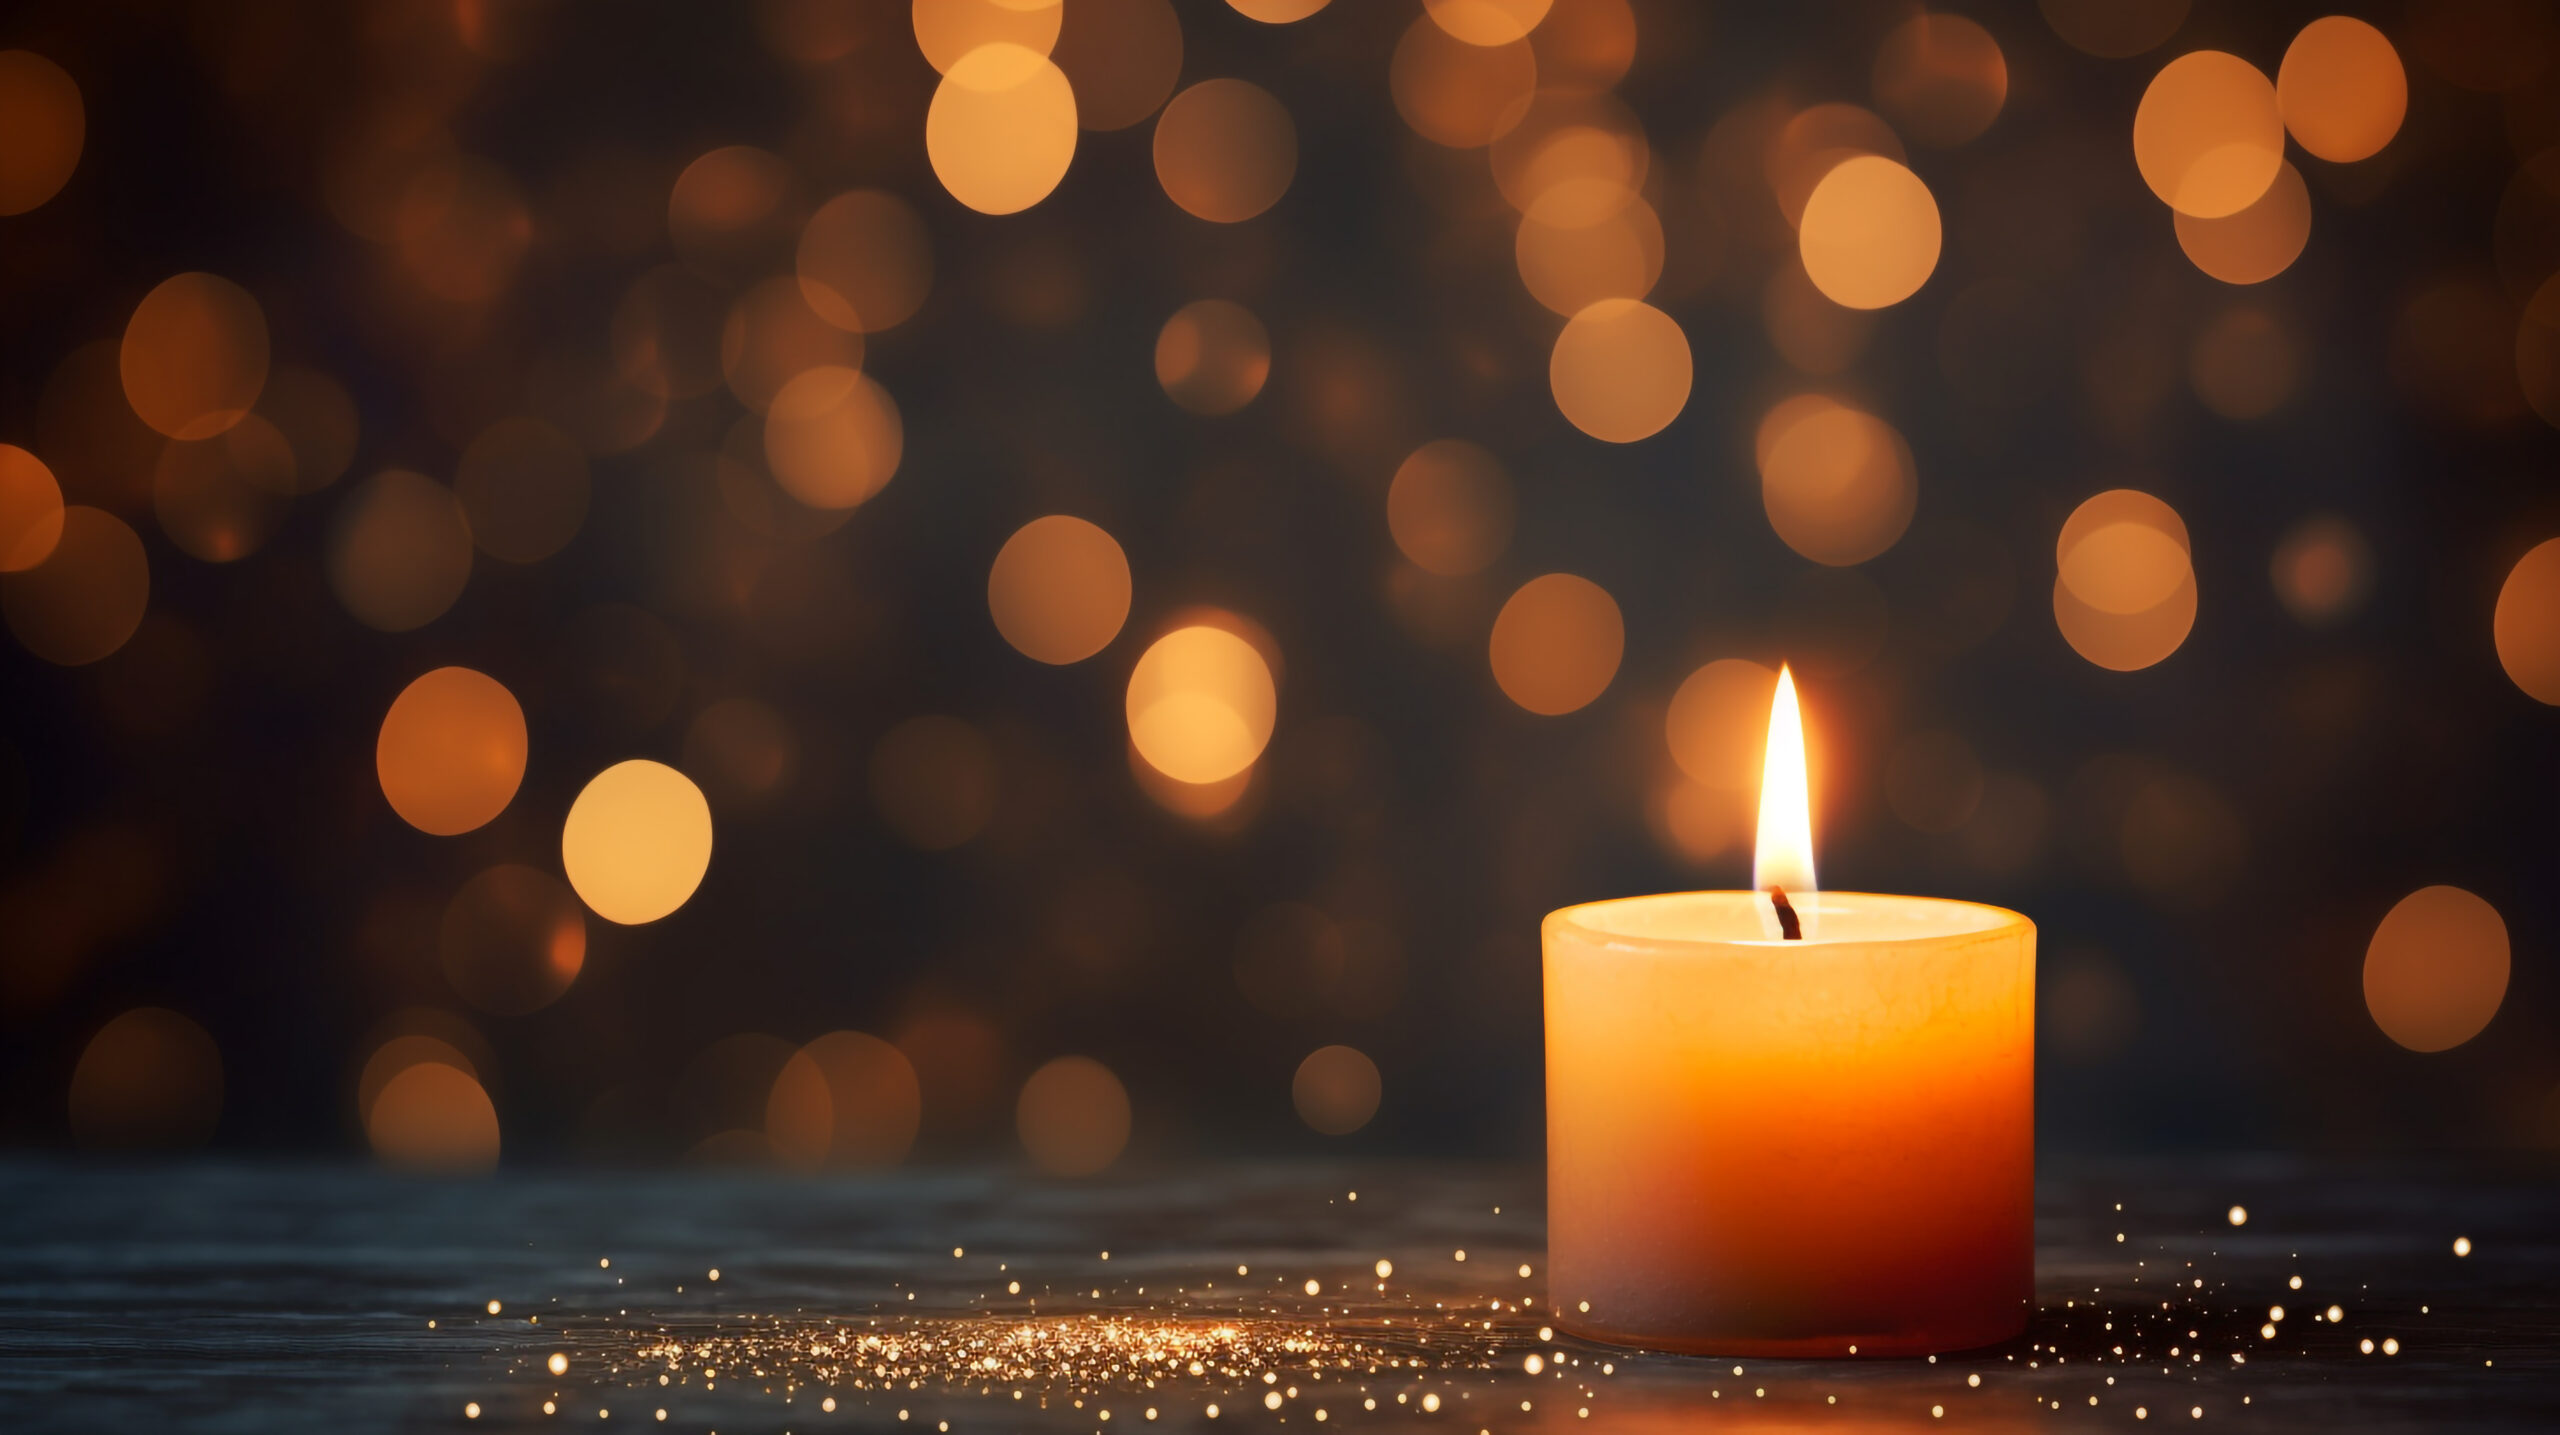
[1453, 1250, 1466, 1262]
[1932, 1406, 1944, 1418]
[488, 1301, 503, 1315]
[2290, 1275, 2303, 1289]
[1304, 1280, 1321, 1296]
[1524, 1355, 1544, 1375]
[1376, 1259, 1394, 1279]
[542, 1402, 555, 1416]
[1968, 1374, 1981, 1387]
[465, 1403, 481, 1419]
[1518, 1264, 1533, 1279]
[2454, 1237, 2473, 1257]
[548, 1353, 568, 1376]
[1423, 1394, 1440, 1412]
[1264, 1392, 1283, 1410]
[2384, 1338, 2400, 1355]
[599, 1258, 610, 1269]
[2327, 1305, 2345, 1323]
[954, 1247, 964, 1258]
[1206, 1404, 1220, 1419]
[2227, 1206, 2247, 1226]
[709, 1270, 721, 1281]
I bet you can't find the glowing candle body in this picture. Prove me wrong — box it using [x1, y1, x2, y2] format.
[1544, 890, 2034, 1356]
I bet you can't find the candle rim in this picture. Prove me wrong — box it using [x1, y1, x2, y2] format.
[1546, 889, 2030, 950]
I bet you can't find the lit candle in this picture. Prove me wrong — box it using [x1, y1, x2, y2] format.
[1544, 667, 2034, 1355]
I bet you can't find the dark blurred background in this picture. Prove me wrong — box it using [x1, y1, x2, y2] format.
[0, 0, 2553, 1171]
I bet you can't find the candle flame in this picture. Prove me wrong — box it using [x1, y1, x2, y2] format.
[1752, 664, 1817, 938]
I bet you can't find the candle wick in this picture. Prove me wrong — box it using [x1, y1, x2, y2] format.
[1767, 886, 1802, 941]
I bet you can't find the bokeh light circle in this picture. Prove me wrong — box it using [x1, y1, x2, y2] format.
[367, 1061, 500, 1174]
[1798, 156, 1942, 310]
[1388, 440, 1515, 577]
[69, 1007, 221, 1151]
[796, 189, 934, 333]
[1548, 298, 1691, 442]
[1017, 1055, 1131, 1176]
[1488, 572, 1623, 715]
[1515, 185, 1662, 316]
[1, 505, 148, 666]
[2363, 885, 2509, 1053]
[1052, 0, 1183, 131]
[377, 666, 528, 837]
[1127, 623, 1279, 784]
[2133, 50, 2285, 219]
[1665, 658, 1779, 789]
[1292, 1045, 1382, 1135]
[1755, 396, 1918, 566]
[989, 514, 1132, 663]
[1872, 14, 2007, 148]
[1153, 79, 1297, 223]
[928, 43, 1079, 216]
[1155, 299, 1271, 414]
[562, 759, 715, 925]
[2053, 489, 2197, 671]
[0, 443, 66, 571]
[326, 470, 475, 633]
[1391, 18, 1537, 149]
[767, 1031, 922, 1170]
[2494, 537, 2560, 703]
[2277, 16, 2406, 163]
[2038, 0, 2190, 60]
[913, 0, 1062, 75]
[1226, 0, 1328, 23]
[121, 273, 271, 441]
[2174, 161, 2310, 285]
[0, 50, 82, 215]
[723, 278, 863, 412]
[764, 365, 903, 509]
[152, 418, 290, 562]
[1423, 0, 1553, 47]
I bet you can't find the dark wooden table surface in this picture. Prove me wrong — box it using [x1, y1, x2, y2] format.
[1, 1155, 2552, 1432]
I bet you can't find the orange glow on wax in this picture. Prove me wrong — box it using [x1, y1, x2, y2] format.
[1751, 664, 1816, 937]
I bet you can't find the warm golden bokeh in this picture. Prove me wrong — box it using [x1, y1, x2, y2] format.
[1665, 658, 1779, 790]
[0, 444, 66, 572]
[2038, 0, 2190, 60]
[1052, 0, 1183, 132]
[440, 865, 587, 1017]
[2270, 513, 2370, 626]
[1798, 156, 1942, 310]
[1391, 17, 1537, 149]
[796, 189, 934, 333]
[928, 43, 1080, 216]
[764, 365, 903, 509]
[1016, 1054, 1132, 1176]
[611, 264, 729, 401]
[1488, 572, 1623, 715]
[871, 714, 1001, 851]
[1493, 91, 1650, 216]
[2132, 50, 2285, 218]
[668, 145, 796, 278]
[2174, 161, 2310, 285]
[1127, 622, 1279, 784]
[1548, 298, 1690, 442]
[1872, 14, 2008, 148]
[1515, 184, 1663, 316]
[1423, 0, 1553, 48]
[1765, 102, 1904, 227]
[120, 273, 271, 441]
[454, 417, 589, 563]
[357, 1033, 483, 1127]
[1154, 79, 1297, 223]
[913, 0, 1062, 75]
[723, 278, 863, 412]
[2277, 16, 2406, 163]
[326, 470, 475, 633]
[68, 1007, 221, 1151]
[1225, 0, 1328, 22]
[376, 666, 528, 837]
[2053, 489, 2197, 671]
[2191, 305, 2300, 419]
[1755, 396, 1918, 566]
[1387, 440, 1514, 578]
[0, 50, 82, 215]
[2364, 885, 2510, 1053]
[2494, 536, 2560, 703]
[768, 1031, 923, 1170]
[1292, 1044, 1383, 1135]
[1153, 299, 1272, 415]
[366, 1061, 500, 1174]
[988, 514, 1133, 664]
[562, 759, 715, 925]
[1, 505, 148, 666]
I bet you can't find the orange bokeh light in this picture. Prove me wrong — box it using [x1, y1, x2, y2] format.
[1226, 0, 1328, 22]
[723, 278, 864, 412]
[1154, 79, 1297, 223]
[1293, 1044, 1383, 1135]
[1488, 572, 1622, 715]
[1754, 395, 1917, 565]
[440, 864, 587, 1017]
[562, 759, 715, 925]
[2174, 161, 2310, 285]
[1798, 156, 1942, 310]
[377, 666, 528, 837]
[69, 1007, 221, 1151]
[0, 50, 82, 215]
[1053, 0, 1183, 132]
[0, 444, 66, 572]
[1548, 298, 1690, 443]
[1127, 621, 1279, 784]
[669, 145, 797, 278]
[326, 470, 475, 633]
[1017, 1054, 1131, 1176]
[797, 189, 934, 333]
[765, 365, 903, 510]
[1391, 17, 1537, 150]
[928, 44, 1079, 215]
[1424, 0, 1552, 48]
[2039, 0, 2190, 61]
[1155, 299, 1271, 415]
[2133, 50, 2284, 219]
[152, 418, 290, 563]
[913, 0, 1061, 75]
[1665, 658, 1779, 789]
[367, 1060, 500, 1173]
[768, 1030, 923, 1170]
[2364, 886, 2509, 1053]
[2052, 489, 2197, 671]
[1872, 14, 2007, 148]
[121, 273, 271, 441]
[2495, 536, 2560, 704]
[1387, 440, 1514, 578]
[1, 505, 148, 666]
[2278, 16, 2406, 163]
[1515, 184, 1663, 316]
[988, 514, 1133, 664]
